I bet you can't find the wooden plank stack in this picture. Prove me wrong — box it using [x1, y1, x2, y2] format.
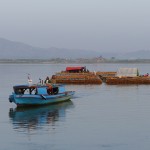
[106, 76, 150, 85]
[51, 72, 102, 84]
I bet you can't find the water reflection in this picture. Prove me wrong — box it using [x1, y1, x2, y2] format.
[9, 100, 74, 133]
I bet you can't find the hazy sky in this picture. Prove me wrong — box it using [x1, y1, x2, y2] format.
[0, 0, 150, 52]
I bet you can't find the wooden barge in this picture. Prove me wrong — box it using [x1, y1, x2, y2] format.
[48, 67, 150, 85]
[106, 76, 150, 85]
[51, 66, 102, 84]
[105, 68, 150, 85]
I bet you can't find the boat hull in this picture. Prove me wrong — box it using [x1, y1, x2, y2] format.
[9, 91, 75, 107]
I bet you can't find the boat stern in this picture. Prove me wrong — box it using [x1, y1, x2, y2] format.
[9, 94, 15, 103]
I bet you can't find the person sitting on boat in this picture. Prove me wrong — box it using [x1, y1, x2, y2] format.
[144, 73, 149, 77]
[45, 76, 51, 84]
[46, 84, 53, 95]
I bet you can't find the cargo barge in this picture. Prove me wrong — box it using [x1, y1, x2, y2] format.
[105, 68, 150, 85]
[50, 66, 102, 84]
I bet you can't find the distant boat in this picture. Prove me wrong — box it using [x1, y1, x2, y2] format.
[9, 84, 75, 107]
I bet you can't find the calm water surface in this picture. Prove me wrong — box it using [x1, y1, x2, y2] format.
[1, 63, 150, 150]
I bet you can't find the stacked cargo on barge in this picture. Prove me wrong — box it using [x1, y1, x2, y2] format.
[51, 66, 102, 84]
[105, 68, 150, 84]
[96, 71, 116, 82]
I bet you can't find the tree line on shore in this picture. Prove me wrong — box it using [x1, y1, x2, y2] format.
[1, 58, 150, 64]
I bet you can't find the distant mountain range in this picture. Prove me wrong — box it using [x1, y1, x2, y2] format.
[0, 38, 101, 59]
[0, 37, 150, 59]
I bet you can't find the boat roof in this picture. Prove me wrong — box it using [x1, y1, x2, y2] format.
[66, 66, 85, 71]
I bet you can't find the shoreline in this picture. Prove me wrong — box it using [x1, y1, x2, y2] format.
[1, 59, 150, 64]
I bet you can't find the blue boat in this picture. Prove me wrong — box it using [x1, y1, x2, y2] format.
[9, 84, 75, 107]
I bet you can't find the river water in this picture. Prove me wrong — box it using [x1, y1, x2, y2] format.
[1, 63, 150, 150]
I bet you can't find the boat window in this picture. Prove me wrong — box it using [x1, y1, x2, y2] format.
[14, 87, 37, 95]
[14, 88, 24, 95]
[24, 89, 29, 94]
[29, 87, 37, 95]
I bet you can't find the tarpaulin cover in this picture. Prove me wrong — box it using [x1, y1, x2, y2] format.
[66, 66, 85, 71]
[116, 68, 139, 77]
